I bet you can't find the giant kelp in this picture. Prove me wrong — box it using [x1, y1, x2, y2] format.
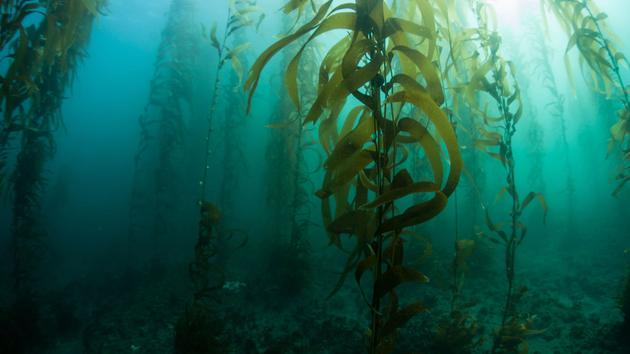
[175, 2, 261, 352]
[127, 0, 199, 265]
[445, 1, 547, 352]
[0, 0, 104, 352]
[246, 0, 462, 352]
[262, 4, 320, 297]
[1, 0, 104, 296]
[542, 0, 629, 195]
[216, 1, 261, 244]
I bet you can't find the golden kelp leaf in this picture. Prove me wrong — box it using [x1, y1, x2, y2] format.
[390, 45, 444, 105]
[340, 106, 367, 137]
[80, 0, 100, 16]
[360, 182, 439, 210]
[384, 235, 404, 266]
[286, 12, 357, 111]
[325, 114, 374, 171]
[282, 0, 310, 14]
[245, 0, 334, 112]
[379, 192, 448, 233]
[411, 0, 438, 59]
[374, 266, 429, 299]
[387, 88, 462, 196]
[483, 205, 507, 242]
[306, 68, 344, 124]
[359, 170, 379, 192]
[226, 43, 251, 85]
[520, 192, 548, 223]
[355, 254, 377, 285]
[318, 149, 373, 198]
[397, 117, 443, 185]
[383, 17, 432, 40]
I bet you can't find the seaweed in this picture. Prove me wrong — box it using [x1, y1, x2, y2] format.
[127, 0, 200, 264]
[0, 1, 103, 352]
[443, 1, 547, 352]
[246, 1, 462, 352]
[261, 7, 320, 298]
[1, 0, 103, 297]
[542, 0, 629, 195]
[175, 3, 262, 352]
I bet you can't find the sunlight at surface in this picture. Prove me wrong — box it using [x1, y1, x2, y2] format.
[485, 0, 539, 26]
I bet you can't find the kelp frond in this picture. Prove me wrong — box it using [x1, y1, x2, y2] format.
[246, 1, 462, 352]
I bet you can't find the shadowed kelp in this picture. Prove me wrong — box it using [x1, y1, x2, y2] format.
[0, 0, 104, 352]
[261, 4, 321, 298]
[127, 0, 200, 268]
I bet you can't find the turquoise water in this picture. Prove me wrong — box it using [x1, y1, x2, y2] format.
[0, 0, 629, 353]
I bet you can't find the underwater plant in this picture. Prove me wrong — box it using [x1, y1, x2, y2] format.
[216, 1, 263, 243]
[175, 2, 262, 352]
[246, 0, 462, 352]
[523, 15, 575, 236]
[1, 0, 104, 296]
[0, 1, 43, 192]
[0, 1, 104, 352]
[443, 1, 548, 352]
[127, 0, 199, 266]
[261, 6, 321, 297]
[542, 0, 629, 195]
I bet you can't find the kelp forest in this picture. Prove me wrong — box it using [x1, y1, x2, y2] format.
[0, 0, 629, 353]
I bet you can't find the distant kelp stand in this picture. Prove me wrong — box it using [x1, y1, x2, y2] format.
[127, 0, 199, 267]
[261, 5, 320, 298]
[246, 0, 462, 352]
[542, 0, 629, 195]
[524, 15, 574, 234]
[216, 1, 263, 252]
[428, 4, 483, 352]
[0, 0, 104, 352]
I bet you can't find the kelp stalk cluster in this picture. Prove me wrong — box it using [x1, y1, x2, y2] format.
[247, 0, 462, 352]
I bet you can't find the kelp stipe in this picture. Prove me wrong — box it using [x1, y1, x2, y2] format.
[542, 0, 629, 195]
[175, 2, 261, 352]
[246, 0, 462, 352]
[446, 1, 548, 352]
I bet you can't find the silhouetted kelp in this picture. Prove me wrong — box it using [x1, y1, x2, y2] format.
[128, 0, 200, 266]
[246, 0, 463, 352]
[0, 0, 104, 352]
